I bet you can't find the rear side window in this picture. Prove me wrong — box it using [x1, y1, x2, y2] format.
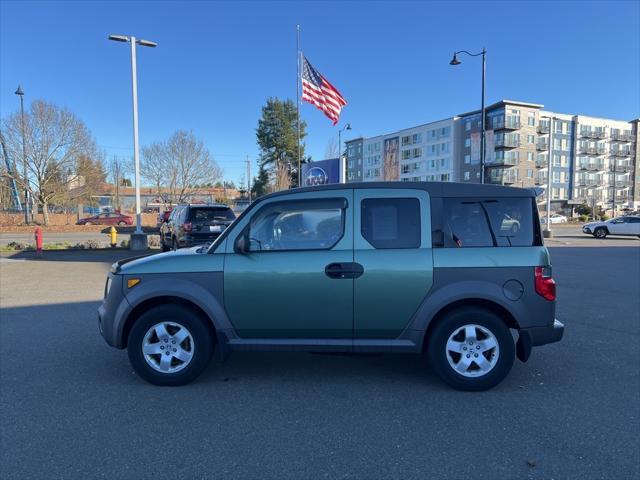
[189, 207, 235, 222]
[441, 197, 538, 248]
[361, 198, 421, 249]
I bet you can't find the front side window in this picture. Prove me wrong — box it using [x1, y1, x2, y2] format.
[361, 198, 421, 249]
[246, 199, 345, 252]
[442, 197, 538, 248]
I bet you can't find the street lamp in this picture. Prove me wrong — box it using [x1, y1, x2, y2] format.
[450, 49, 486, 184]
[109, 34, 157, 246]
[14, 85, 30, 224]
[338, 123, 351, 183]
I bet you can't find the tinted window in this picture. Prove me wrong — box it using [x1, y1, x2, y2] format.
[628, 217, 640, 224]
[361, 198, 420, 249]
[247, 199, 345, 252]
[189, 207, 235, 222]
[442, 197, 537, 248]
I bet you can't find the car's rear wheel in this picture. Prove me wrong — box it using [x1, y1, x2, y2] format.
[594, 227, 608, 239]
[84, 221, 92, 226]
[127, 304, 214, 386]
[427, 307, 515, 391]
[118, 221, 126, 226]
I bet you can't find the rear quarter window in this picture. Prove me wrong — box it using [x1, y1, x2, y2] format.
[440, 197, 540, 248]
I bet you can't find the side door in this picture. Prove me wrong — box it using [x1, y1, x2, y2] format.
[628, 216, 640, 235]
[353, 189, 433, 338]
[608, 217, 628, 235]
[224, 190, 354, 338]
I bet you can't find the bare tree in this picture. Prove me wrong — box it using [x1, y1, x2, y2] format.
[141, 130, 222, 204]
[2, 100, 96, 225]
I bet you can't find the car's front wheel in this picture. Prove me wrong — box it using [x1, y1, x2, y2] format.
[127, 304, 214, 386]
[427, 307, 515, 391]
[594, 227, 608, 239]
[118, 221, 127, 226]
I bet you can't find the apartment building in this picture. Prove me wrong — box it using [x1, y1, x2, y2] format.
[345, 118, 457, 183]
[345, 100, 638, 212]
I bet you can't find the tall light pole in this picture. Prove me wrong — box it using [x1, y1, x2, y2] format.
[338, 123, 351, 184]
[109, 34, 156, 241]
[14, 86, 29, 224]
[541, 115, 555, 238]
[450, 49, 486, 184]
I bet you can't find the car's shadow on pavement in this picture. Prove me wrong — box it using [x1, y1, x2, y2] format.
[1, 249, 160, 263]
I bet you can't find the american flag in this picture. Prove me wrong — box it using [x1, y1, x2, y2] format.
[301, 55, 347, 125]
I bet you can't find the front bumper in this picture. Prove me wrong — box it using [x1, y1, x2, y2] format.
[516, 319, 564, 362]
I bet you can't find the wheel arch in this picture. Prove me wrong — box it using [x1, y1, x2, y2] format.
[421, 298, 520, 352]
[121, 296, 217, 348]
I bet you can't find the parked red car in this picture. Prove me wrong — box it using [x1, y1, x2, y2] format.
[76, 212, 133, 226]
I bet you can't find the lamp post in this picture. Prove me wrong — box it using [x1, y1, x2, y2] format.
[14, 86, 30, 224]
[338, 123, 351, 184]
[109, 34, 156, 247]
[450, 49, 486, 184]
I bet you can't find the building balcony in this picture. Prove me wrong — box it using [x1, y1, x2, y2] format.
[494, 138, 520, 149]
[613, 180, 632, 188]
[486, 157, 519, 167]
[611, 163, 633, 173]
[535, 158, 548, 168]
[580, 130, 606, 139]
[578, 146, 606, 155]
[536, 141, 548, 151]
[493, 118, 521, 130]
[576, 179, 601, 187]
[535, 177, 547, 185]
[611, 149, 632, 157]
[586, 163, 606, 172]
[537, 124, 550, 134]
[611, 131, 634, 142]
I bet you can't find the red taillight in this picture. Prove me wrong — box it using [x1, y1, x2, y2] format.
[183, 222, 192, 232]
[535, 266, 556, 301]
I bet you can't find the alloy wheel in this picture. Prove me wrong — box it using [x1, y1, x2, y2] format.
[142, 322, 194, 373]
[445, 324, 500, 378]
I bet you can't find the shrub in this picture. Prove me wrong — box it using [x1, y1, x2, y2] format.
[578, 215, 588, 223]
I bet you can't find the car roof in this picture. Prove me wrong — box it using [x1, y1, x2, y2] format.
[259, 181, 536, 201]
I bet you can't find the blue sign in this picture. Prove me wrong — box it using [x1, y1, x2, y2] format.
[301, 158, 341, 186]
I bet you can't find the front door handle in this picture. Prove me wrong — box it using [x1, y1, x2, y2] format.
[324, 262, 364, 279]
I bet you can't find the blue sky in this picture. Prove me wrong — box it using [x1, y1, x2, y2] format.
[1, 0, 639, 185]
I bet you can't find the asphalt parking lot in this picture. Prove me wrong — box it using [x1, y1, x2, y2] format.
[1, 246, 639, 479]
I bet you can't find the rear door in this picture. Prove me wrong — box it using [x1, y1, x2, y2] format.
[353, 189, 433, 338]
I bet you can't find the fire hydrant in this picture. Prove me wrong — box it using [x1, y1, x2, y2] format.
[34, 227, 43, 257]
[109, 226, 118, 248]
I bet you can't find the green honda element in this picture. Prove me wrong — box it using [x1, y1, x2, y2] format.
[98, 182, 563, 391]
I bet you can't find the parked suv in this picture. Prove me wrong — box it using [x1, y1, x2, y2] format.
[99, 183, 563, 391]
[160, 204, 236, 251]
[582, 215, 640, 239]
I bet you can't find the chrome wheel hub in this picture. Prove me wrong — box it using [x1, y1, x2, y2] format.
[445, 324, 499, 378]
[142, 322, 194, 374]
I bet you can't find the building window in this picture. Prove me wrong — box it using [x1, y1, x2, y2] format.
[402, 150, 410, 160]
[465, 138, 471, 147]
[413, 162, 421, 171]
[527, 135, 535, 144]
[465, 121, 471, 131]
[412, 148, 422, 158]
[464, 171, 470, 180]
[464, 154, 471, 164]
[528, 113, 535, 126]
[527, 152, 534, 161]
[401, 136, 411, 146]
[402, 164, 410, 174]
[527, 169, 533, 178]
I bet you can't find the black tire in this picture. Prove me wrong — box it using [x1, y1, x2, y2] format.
[594, 227, 608, 239]
[127, 304, 214, 386]
[426, 307, 515, 391]
[510, 223, 520, 234]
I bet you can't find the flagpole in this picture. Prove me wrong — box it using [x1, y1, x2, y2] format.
[296, 24, 301, 187]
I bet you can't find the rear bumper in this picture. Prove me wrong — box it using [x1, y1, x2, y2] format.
[516, 319, 564, 362]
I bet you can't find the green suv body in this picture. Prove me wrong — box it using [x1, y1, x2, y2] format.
[98, 182, 564, 390]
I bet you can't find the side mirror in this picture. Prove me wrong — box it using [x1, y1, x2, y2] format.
[234, 233, 249, 254]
